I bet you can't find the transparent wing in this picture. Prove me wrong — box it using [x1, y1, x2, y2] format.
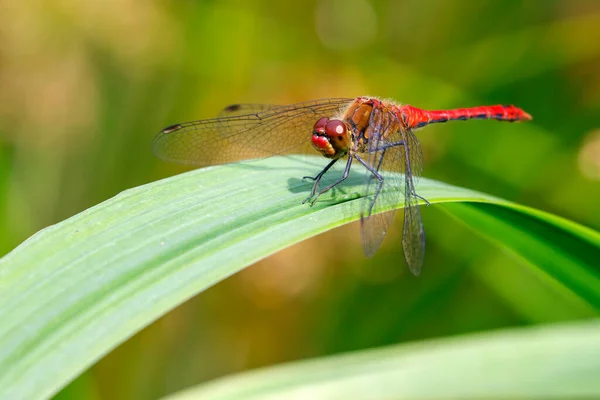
[360, 105, 403, 258]
[217, 103, 280, 117]
[400, 128, 426, 275]
[359, 106, 425, 275]
[153, 98, 353, 166]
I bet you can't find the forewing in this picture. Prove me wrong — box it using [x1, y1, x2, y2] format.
[153, 98, 353, 166]
[360, 108, 426, 275]
[360, 106, 404, 258]
[401, 128, 426, 275]
[217, 103, 280, 118]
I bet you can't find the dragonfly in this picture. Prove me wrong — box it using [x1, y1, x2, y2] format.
[154, 96, 532, 275]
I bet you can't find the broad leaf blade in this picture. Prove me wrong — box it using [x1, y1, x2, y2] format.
[0, 156, 598, 399]
[442, 202, 600, 306]
[163, 320, 600, 400]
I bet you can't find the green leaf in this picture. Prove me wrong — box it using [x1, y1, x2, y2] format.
[162, 319, 600, 400]
[441, 202, 600, 307]
[0, 156, 598, 399]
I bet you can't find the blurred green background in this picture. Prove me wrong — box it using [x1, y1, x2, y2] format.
[1, 0, 599, 398]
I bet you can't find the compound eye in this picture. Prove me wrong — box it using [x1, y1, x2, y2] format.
[324, 120, 347, 137]
[313, 117, 329, 133]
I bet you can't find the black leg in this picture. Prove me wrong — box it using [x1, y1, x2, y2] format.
[303, 157, 353, 205]
[367, 140, 405, 153]
[375, 148, 386, 173]
[303, 158, 339, 183]
[354, 154, 384, 218]
[411, 191, 431, 206]
[400, 139, 430, 207]
[301, 158, 339, 202]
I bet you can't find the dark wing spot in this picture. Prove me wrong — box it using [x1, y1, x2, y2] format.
[161, 124, 183, 134]
[223, 104, 242, 112]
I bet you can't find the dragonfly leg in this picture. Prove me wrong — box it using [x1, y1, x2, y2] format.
[375, 148, 386, 173]
[354, 154, 384, 218]
[302, 158, 339, 182]
[302, 158, 340, 204]
[303, 157, 353, 205]
[367, 140, 405, 153]
[395, 135, 428, 207]
[411, 191, 431, 206]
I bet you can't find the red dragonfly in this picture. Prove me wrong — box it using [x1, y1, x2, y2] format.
[154, 97, 531, 275]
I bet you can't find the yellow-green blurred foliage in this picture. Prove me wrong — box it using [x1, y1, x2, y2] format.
[1, 0, 599, 399]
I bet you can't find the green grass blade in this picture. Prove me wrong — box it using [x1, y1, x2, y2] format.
[441, 202, 600, 307]
[162, 320, 600, 400]
[0, 156, 598, 399]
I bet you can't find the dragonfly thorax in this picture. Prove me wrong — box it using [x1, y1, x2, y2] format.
[311, 117, 352, 159]
[341, 97, 403, 154]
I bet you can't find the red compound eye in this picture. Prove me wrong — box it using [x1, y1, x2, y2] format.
[313, 117, 329, 133]
[324, 120, 347, 137]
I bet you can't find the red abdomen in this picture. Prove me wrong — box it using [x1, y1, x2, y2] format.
[400, 104, 532, 129]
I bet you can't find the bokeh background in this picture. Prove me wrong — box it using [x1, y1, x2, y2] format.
[1, 0, 599, 398]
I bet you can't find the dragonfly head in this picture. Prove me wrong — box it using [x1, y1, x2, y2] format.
[311, 117, 351, 159]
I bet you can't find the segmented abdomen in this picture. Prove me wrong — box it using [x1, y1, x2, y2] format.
[400, 104, 532, 129]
